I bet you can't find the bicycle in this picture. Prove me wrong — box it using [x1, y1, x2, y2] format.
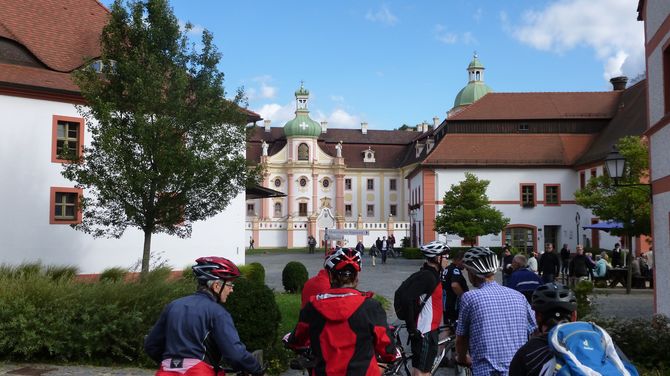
[381, 323, 471, 376]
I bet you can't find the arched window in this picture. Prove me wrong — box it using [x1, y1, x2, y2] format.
[274, 202, 282, 217]
[298, 143, 309, 161]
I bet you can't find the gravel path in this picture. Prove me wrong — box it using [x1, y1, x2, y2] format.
[0, 252, 653, 375]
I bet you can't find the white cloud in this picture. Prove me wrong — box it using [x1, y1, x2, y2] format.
[434, 24, 476, 45]
[330, 95, 345, 103]
[508, 0, 645, 80]
[473, 8, 483, 23]
[327, 109, 362, 129]
[246, 75, 278, 101]
[178, 20, 204, 38]
[254, 102, 295, 125]
[366, 5, 398, 26]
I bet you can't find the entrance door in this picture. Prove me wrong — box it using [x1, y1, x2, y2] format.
[544, 225, 560, 251]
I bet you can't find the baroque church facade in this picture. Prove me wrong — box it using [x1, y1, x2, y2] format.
[247, 55, 649, 255]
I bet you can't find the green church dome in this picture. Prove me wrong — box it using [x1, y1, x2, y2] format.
[453, 81, 493, 108]
[284, 82, 321, 138]
[452, 53, 493, 109]
[284, 113, 322, 137]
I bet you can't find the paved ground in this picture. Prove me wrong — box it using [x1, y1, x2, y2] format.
[0, 252, 653, 375]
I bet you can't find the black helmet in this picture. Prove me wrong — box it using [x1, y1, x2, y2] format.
[532, 283, 577, 313]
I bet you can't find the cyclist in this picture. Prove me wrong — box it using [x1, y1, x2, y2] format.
[399, 240, 449, 376]
[455, 247, 536, 376]
[509, 283, 577, 376]
[286, 248, 398, 375]
[144, 257, 264, 376]
[301, 249, 335, 308]
[442, 249, 468, 327]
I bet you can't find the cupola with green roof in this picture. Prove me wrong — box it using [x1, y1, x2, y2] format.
[453, 52, 493, 109]
[284, 82, 322, 138]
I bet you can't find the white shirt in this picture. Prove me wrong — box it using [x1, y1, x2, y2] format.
[527, 257, 538, 273]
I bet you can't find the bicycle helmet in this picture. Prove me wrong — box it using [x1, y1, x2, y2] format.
[324, 248, 362, 272]
[532, 283, 577, 314]
[192, 256, 241, 283]
[463, 247, 499, 277]
[420, 241, 450, 259]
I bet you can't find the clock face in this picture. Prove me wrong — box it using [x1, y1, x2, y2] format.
[274, 178, 281, 187]
[323, 179, 330, 188]
[300, 178, 307, 187]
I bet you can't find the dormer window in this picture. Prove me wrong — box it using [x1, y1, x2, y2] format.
[90, 59, 117, 73]
[518, 124, 529, 132]
[426, 138, 435, 153]
[415, 142, 425, 158]
[363, 147, 376, 163]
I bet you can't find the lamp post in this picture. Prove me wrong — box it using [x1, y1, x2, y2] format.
[604, 146, 652, 294]
[575, 212, 580, 247]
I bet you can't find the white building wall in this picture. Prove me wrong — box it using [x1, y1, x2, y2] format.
[647, 40, 670, 125]
[0, 94, 246, 273]
[434, 168, 619, 252]
[653, 192, 670, 314]
[645, 0, 670, 41]
[651, 120, 670, 180]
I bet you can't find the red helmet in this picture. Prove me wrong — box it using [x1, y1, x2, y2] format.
[324, 248, 362, 272]
[192, 256, 240, 282]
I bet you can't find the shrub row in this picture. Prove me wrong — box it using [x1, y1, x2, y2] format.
[0, 264, 280, 369]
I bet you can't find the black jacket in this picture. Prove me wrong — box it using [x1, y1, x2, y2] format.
[538, 252, 560, 276]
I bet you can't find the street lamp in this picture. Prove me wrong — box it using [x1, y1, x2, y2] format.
[603, 145, 652, 294]
[575, 212, 580, 247]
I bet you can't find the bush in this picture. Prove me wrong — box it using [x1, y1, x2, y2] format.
[225, 278, 280, 354]
[45, 265, 79, 282]
[401, 237, 411, 248]
[281, 262, 308, 293]
[99, 267, 128, 283]
[573, 280, 595, 318]
[595, 315, 670, 372]
[401, 248, 422, 259]
[242, 262, 265, 285]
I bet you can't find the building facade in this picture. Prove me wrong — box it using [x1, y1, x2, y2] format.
[248, 57, 649, 256]
[0, 0, 253, 273]
[638, 0, 670, 315]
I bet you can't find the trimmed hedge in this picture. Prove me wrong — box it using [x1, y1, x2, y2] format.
[0, 264, 282, 369]
[282, 261, 308, 293]
[239, 262, 265, 285]
[595, 315, 670, 373]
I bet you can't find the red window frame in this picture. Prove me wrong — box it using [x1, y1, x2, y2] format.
[49, 187, 83, 224]
[544, 184, 561, 206]
[520, 183, 536, 207]
[579, 171, 586, 189]
[51, 115, 84, 163]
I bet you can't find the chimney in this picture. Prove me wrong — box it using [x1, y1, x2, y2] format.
[320, 121, 328, 134]
[422, 121, 428, 133]
[263, 119, 271, 132]
[361, 122, 368, 135]
[610, 76, 628, 91]
[433, 116, 440, 128]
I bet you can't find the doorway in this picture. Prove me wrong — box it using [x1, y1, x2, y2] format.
[544, 225, 560, 251]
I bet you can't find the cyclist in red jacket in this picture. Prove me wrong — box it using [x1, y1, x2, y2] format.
[287, 248, 398, 375]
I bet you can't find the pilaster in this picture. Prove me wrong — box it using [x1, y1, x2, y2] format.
[287, 172, 294, 217]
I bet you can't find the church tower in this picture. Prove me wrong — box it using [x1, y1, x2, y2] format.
[448, 53, 493, 117]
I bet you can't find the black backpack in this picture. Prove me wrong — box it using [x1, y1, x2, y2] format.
[393, 269, 438, 321]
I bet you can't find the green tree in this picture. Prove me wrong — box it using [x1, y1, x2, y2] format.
[63, 0, 253, 275]
[434, 172, 510, 246]
[575, 136, 651, 239]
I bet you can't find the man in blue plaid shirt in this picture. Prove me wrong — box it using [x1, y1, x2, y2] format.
[456, 247, 537, 376]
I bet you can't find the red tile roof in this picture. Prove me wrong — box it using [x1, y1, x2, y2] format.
[422, 134, 597, 166]
[0, 62, 79, 92]
[448, 91, 622, 121]
[0, 0, 109, 72]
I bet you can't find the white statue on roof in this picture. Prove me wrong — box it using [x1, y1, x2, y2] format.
[335, 140, 343, 158]
[261, 140, 268, 156]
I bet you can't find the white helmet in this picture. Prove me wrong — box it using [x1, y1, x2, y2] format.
[420, 241, 450, 259]
[463, 247, 499, 277]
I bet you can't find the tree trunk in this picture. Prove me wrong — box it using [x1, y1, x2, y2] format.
[142, 230, 152, 277]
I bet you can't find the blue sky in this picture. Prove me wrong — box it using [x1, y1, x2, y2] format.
[101, 0, 645, 130]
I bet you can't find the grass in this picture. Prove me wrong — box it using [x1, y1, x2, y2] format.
[275, 292, 301, 337]
[246, 247, 312, 256]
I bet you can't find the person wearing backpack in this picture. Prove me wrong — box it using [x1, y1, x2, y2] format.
[286, 248, 398, 375]
[393, 240, 449, 376]
[509, 283, 639, 376]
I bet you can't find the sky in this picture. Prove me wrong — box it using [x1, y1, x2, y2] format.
[100, 0, 645, 131]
